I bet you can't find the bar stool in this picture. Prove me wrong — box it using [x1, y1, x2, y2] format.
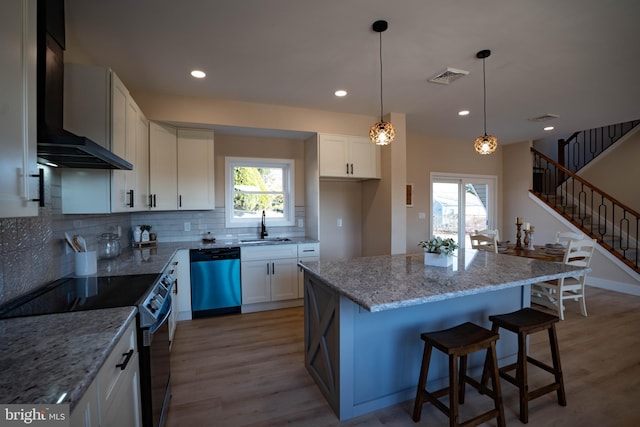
[481, 307, 566, 423]
[412, 322, 505, 427]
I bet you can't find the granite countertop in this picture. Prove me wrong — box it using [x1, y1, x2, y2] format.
[0, 237, 318, 410]
[97, 237, 318, 277]
[298, 248, 591, 312]
[0, 307, 137, 410]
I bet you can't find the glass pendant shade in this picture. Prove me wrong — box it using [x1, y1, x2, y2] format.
[474, 134, 498, 154]
[369, 120, 396, 146]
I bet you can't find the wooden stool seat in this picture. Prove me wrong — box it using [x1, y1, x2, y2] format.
[412, 322, 505, 427]
[482, 307, 566, 423]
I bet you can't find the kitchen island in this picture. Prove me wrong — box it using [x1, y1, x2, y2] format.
[298, 249, 591, 420]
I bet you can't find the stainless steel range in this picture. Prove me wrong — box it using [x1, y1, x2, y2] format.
[0, 266, 176, 427]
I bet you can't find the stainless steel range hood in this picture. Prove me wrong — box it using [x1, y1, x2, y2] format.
[36, 0, 132, 170]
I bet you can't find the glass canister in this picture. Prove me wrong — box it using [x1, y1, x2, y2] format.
[99, 233, 121, 259]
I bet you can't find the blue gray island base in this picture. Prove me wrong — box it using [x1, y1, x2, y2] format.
[299, 249, 590, 420]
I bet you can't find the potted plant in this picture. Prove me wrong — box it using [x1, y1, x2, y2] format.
[418, 237, 459, 266]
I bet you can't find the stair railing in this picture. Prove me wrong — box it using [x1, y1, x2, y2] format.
[558, 119, 640, 180]
[531, 147, 639, 273]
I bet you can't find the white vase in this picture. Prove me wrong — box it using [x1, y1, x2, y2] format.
[424, 252, 453, 267]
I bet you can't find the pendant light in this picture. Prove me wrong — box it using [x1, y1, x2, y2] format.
[474, 49, 498, 155]
[369, 20, 395, 146]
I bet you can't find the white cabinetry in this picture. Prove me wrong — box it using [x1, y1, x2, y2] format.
[169, 249, 191, 349]
[241, 245, 298, 305]
[0, 0, 39, 218]
[297, 243, 320, 298]
[149, 124, 215, 211]
[70, 321, 142, 427]
[61, 64, 147, 213]
[177, 129, 215, 210]
[319, 134, 380, 179]
[149, 122, 178, 210]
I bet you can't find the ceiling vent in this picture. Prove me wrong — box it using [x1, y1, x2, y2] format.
[428, 68, 469, 85]
[528, 114, 560, 122]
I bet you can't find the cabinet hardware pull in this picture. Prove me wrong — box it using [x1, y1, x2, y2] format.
[266, 263, 270, 275]
[179, 195, 182, 207]
[148, 194, 153, 207]
[272, 262, 275, 275]
[173, 279, 178, 294]
[116, 349, 134, 370]
[153, 194, 157, 207]
[30, 169, 44, 207]
[346, 163, 349, 174]
[350, 163, 353, 175]
[127, 189, 134, 207]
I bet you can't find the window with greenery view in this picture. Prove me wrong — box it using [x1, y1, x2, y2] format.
[225, 157, 295, 227]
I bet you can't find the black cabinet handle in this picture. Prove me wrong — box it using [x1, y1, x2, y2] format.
[179, 195, 182, 208]
[153, 194, 157, 207]
[266, 263, 270, 275]
[127, 189, 134, 207]
[350, 163, 354, 175]
[115, 349, 134, 370]
[30, 169, 44, 207]
[346, 163, 349, 174]
[149, 194, 153, 207]
[272, 262, 275, 275]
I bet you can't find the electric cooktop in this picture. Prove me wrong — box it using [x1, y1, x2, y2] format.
[0, 274, 160, 319]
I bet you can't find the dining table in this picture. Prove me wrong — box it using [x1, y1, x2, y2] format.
[498, 243, 566, 262]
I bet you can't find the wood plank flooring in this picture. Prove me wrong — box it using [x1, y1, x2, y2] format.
[166, 288, 640, 426]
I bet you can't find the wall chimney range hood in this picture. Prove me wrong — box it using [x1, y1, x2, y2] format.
[36, 0, 132, 170]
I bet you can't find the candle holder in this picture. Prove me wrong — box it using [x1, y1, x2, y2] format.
[528, 231, 534, 250]
[516, 222, 522, 248]
[523, 230, 530, 249]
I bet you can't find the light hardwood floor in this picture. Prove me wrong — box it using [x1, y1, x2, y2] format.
[166, 288, 640, 426]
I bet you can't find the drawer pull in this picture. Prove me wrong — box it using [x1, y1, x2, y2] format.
[116, 349, 135, 370]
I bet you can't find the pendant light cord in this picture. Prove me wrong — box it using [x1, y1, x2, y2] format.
[482, 56, 487, 136]
[379, 31, 384, 121]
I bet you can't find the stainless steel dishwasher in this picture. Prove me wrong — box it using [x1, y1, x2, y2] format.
[190, 247, 241, 318]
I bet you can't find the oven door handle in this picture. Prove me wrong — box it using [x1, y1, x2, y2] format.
[150, 294, 172, 335]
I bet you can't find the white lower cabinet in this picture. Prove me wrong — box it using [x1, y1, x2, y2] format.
[70, 321, 141, 427]
[169, 249, 192, 350]
[297, 243, 320, 298]
[241, 245, 298, 305]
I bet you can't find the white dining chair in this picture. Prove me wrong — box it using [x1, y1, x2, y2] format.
[475, 229, 501, 242]
[470, 233, 498, 253]
[555, 231, 584, 246]
[531, 238, 596, 320]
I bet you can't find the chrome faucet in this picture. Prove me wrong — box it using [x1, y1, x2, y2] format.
[260, 210, 268, 239]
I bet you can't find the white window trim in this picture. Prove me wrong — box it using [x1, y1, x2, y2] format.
[225, 157, 295, 228]
[430, 172, 498, 246]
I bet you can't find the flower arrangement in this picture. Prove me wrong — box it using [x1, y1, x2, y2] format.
[418, 237, 459, 257]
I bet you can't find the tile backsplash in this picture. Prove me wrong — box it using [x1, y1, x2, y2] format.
[0, 166, 305, 305]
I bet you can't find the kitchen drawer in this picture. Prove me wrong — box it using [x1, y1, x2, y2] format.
[241, 244, 298, 261]
[97, 320, 137, 420]
[298, 243, 319, 257]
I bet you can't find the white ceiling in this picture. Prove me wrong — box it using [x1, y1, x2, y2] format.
[65, 0, 640, 143]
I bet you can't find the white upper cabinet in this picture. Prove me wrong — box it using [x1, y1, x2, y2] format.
[0, 0, 39, 218]
[149, 122, 178, 211]
[319, 134, 380, 179]
[177, 128, 215, 210]
[149, 123, 215, 211]
[61, 65, 147, 213]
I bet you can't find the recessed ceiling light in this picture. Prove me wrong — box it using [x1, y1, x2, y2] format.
[190, 70, 206, 78]
[544, 126, 554, 131]
[334, 90, 347, 97]
[458, 110, 470, 116]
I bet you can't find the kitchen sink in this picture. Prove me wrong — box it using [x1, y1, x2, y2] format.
[240, 238, 292, 244]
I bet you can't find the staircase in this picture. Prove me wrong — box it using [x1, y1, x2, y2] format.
[530, 147, 639, 274]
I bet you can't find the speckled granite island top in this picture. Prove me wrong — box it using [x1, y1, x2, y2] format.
[0, 307, 136, 410]
[298, 248, 591, 312]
